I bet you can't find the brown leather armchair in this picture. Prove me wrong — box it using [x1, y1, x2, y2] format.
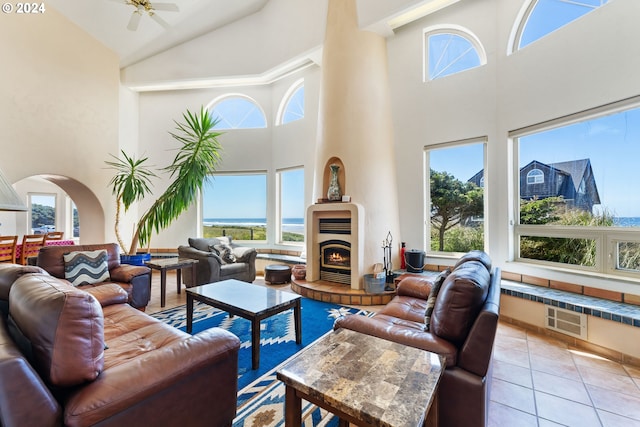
[36, 243, 152, 310]
[334, 250, 501, 427]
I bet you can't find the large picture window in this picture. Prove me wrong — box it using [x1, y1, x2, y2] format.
[426, 140, 485, 254]
[202, 173, 267, 241]
[277, 167, 304, 244]
[514, 101, 640, 276]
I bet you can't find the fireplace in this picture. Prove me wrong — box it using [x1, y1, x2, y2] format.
[320, 240, 351, 285]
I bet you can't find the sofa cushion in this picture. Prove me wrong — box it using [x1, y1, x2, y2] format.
[424, 268, 450, 331]
[8, 273, 105, 387]
[212, 243, 237, 264]
[64, 249, 110, 286]
[189, 237, 231, 252]
[430, 260, 490, 347]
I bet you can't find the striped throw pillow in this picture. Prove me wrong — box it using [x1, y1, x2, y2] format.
[63, 249, 110, 287]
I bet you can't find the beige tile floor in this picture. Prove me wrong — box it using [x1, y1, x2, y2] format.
[147, 271, 640, 427]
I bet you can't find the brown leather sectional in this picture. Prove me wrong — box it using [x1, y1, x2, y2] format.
[36, 243, 152, 310]
[0, 263, 240, 427]
[334, 250, 501, 427]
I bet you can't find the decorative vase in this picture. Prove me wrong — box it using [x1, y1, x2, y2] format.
[327, 164, 341, 201]
[292, 264, 307, 280]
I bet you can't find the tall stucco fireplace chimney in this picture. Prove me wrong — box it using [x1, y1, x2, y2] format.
[306, 0, 401, 290]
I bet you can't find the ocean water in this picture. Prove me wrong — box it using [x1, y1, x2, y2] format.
[203, 218, 304, 234]
[203, 218, 303, 226]
[613, 217, 640, 227]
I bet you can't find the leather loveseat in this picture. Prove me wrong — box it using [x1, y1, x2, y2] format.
[0, 263, 240, 427]
[36, 243, 152, 310]
[178, 237, 257, 286]
[334, 250, 501, 427]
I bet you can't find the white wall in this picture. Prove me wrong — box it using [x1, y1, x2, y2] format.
[0, 7, 121, 244]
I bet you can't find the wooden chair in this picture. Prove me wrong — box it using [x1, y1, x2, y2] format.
[44, 231, 64, 242]
[0, 235, 18, 264]
[19, 234, 45, 265]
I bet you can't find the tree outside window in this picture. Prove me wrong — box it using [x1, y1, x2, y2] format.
[426, 142, 485, 253]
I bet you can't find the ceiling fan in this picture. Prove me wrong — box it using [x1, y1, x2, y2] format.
[111, 0, 179, 31]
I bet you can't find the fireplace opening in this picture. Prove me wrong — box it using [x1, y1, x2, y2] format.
[320, 240, 351, 285]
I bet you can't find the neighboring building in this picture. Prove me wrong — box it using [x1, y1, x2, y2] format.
[469, 159, 601, 212]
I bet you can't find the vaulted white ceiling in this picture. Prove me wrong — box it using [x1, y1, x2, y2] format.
[47, 0, 460, 84]
[47, 0, 269, 67]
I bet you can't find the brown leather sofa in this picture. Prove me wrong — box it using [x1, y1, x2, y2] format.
[36, 243, 152, 310]
[0, 263, 240, 427]
[334, 250, 501, 427]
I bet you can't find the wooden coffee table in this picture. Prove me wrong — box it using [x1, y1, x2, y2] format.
[276, 328, 444, 427]
[185, 279, 302, 369]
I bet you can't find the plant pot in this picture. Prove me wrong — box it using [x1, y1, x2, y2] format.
[120, 253, 151, 266]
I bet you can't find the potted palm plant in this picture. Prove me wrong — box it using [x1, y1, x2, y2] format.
[106, 106, 223, 264]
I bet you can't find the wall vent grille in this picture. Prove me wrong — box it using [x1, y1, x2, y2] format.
[545, 305, 587, 339]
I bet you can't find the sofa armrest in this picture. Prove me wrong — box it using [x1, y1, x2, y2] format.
[64, 328, 240, 427]
[109, 264, 150, 283]
[233, 246, 257, 263]
[108, 265, 151, 310]
[178, 246, 224, 286]
[0, 317, 62, 427]
[334, 313, 458, 366]
[84, 284, 129, 307]
[395, 276, 433, 300]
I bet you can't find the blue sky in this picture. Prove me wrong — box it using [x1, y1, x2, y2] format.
[203, 169, 304, 219]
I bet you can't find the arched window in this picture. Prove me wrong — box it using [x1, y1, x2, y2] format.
[208, 95, 267, 130]
[424, 25, 486, 81]
[527, 169, 544, 184]
[276, 80, 304, 125]
[511, 0, 610, 52]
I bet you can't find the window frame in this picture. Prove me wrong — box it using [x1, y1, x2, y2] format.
[276, 79, 305, 126]
[511, 97, 640, 278]
[275, 166, 305, 246]
[206, 93, 267, 130]
[424, 137, 488, 256]
[509, 0, 610, 54]
[423, 24, 487, 82]
[28, 193, 56, 235]
[201, 171, 268, 242]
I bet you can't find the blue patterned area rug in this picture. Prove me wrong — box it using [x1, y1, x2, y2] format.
[151, 296, 371, 426]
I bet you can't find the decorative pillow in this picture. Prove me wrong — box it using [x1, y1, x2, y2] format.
[424, 268, 451, 332]
[212, 243, 237, 264]
[63, 249, 110, 286]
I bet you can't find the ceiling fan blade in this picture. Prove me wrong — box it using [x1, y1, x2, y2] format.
[152, 3, 179, 12]
[149, 12, 170, 29]
[127, 11, 142, 31]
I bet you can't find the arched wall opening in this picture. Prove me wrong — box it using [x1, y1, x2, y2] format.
[6, 175, 106, 244]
